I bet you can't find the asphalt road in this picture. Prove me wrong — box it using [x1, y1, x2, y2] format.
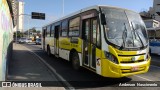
[22, 43, 160, 90]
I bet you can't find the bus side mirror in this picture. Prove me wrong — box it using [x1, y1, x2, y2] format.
[101, 13, 106, 25]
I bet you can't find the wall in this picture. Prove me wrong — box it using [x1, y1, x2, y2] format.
[152, 0, 160, 21]
[0, 0, 13, 81]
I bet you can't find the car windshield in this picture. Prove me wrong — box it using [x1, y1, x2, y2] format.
[21, 38, 26, 40]
[101, 7, 148, 48]
[37, 39, 41, 41]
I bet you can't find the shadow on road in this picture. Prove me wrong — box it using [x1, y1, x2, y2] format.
[32, 51, 132, 89]
[16, 44, 133, 89]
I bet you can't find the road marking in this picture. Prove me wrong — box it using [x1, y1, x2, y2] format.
[134, 75, 153, 81]
[22, 45, 75, 90]
[134, 65, 160, 81]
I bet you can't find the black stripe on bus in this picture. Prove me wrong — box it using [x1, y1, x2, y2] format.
[118, 53, 146, 57]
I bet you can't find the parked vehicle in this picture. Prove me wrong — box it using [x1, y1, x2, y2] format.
[148, 29, 160, 55]
[18, 38, 27, 43]
[26, 38, 32, 43]
[35, 38, 41, 45]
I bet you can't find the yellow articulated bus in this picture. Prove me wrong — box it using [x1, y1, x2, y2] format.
[42, 5, 151, 78]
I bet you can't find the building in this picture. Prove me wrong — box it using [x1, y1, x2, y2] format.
[143, 19, 160, 40]
[144, 19, 160, 29]
[14, 1, 24, 32]
[140, 0, 160, 39]
[140, 0, 160, 21]
[23, 27, 41, 40]
[152, 0, 160, 21]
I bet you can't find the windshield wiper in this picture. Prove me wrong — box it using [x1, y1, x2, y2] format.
[131, 22, 145, 48]
[120, 23, 127, 49]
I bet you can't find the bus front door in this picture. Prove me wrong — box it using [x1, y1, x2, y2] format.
[83, 18, 97, 69]
[54, 25, 60, 56]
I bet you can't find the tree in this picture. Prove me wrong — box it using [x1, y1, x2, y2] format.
[32, 27, 37, 32]
[13, 31, 23, 39]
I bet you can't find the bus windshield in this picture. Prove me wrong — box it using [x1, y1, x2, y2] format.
[101, 7, 148, 49]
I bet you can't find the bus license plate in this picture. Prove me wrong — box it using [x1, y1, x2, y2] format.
[131, 66, 139, 71]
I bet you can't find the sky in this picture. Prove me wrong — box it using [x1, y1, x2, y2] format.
[22, 0, 153, 31]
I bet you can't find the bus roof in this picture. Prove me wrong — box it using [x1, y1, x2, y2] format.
[43, 5, 136, 27]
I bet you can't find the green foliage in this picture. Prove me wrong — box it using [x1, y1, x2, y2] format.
[13, 32, 23, 38]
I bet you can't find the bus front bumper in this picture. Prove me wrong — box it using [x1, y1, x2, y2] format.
[101, 57, 151, 78]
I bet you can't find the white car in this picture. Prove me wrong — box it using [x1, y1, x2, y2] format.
[26, 38, 32, 43]
[35, 38, 41, 45]
[18, 38, 27, 43]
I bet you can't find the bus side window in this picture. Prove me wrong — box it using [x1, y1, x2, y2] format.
[92, 18, 101, 48]
[92, 19, 97, 44]
[96, 22, 101, 48]
[51, 24, 54, 37]
[47, 26, 51, 37]
[69, 17, 80, 36]
[61, 20, 68, 37]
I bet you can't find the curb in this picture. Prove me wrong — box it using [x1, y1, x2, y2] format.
[20, 44, 75, 90]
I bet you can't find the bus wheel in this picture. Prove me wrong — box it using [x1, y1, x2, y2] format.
[47, 46, 51, 56]
[72, 52, 80, 70]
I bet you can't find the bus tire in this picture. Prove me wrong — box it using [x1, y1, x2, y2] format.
[47, 46, 51, 56]
[71, 52, 80, 70]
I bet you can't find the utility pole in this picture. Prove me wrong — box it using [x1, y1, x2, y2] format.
[27, 16, 30, 38]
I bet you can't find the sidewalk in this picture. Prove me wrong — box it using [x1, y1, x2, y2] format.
[6, 43, 65, 90]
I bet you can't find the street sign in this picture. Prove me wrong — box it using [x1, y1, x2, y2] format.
[31, 12, 45, 20]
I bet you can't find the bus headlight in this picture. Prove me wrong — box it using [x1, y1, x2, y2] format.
[104, 51, 119, 64]
[146, 53, 150, 61]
